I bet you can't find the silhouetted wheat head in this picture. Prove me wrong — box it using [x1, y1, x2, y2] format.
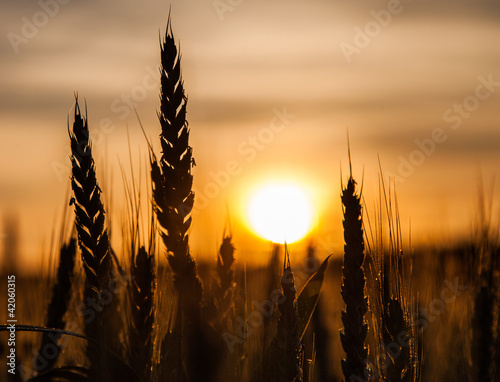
[150, 17, 201, 304]
[380, 254, 420, 382]
[364, 172, 421, 382]
[70, 100, 111, 301]
[119, 137, 157, 379]
[218, 235, 235, 293]
[70, 99, 113, 380]
[340, 175, 369, 381]
[205, 233, 236, 333]
[216, 234, 236, 316]
[149, 17, 225, 382]
[267, 245, 303, 382]
[128, 246, 155, 380]
[382, 298, 410, 382]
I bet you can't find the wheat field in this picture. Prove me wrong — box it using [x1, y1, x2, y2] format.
[1, 10, 500, 382]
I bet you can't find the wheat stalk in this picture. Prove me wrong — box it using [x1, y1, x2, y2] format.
[382, 297, 410, 382]
[151, 17, 201, 303]
[150, 17, 225, 382]
[470, 179, 500, 382]
[364, 171, 421, 382]
[472, 255, 496, 382]
[69, 98, 112, 381]
[267, 244, 303, 382]
[117, 129, 157, 380]
[70, 100, 111, 298]
[217, 234, 235, 295]
[128, 246, 155, 380]
[150, 16, 202, 307]
[36, 237, 77, 372]
[340, 171, 369, 382]
[215, 233, 236, 326]
[307, 245, 330, 382]
[380, 251, 420, 382]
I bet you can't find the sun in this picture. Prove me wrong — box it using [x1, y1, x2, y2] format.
[247, 183, 313, 244]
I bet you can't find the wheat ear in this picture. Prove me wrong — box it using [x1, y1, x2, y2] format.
[152, 16, 224, 382]
[340, 173, 369, 382]
[69, 98, 112, 380]
[218, 234, 235, 294]
[215, 233, 236, 318]
[70, 100, 111, 298]
[268, 244, 303, 382]
[151, 17, 201, 303]
[128, 246, 155, 380]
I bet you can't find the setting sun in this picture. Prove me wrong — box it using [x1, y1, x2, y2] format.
[247, 183, 313, 244]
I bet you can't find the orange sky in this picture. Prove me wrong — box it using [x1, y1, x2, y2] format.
[1, 0, 500, 270]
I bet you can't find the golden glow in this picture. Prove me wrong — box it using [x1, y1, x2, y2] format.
[247, 183, 313, 244]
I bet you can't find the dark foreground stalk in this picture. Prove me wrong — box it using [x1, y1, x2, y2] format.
[340, 175, 369, 382]
[70, 99, 113, 381]
[152, 17, 221, 382]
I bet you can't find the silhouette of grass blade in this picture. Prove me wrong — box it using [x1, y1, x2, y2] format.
[296, 254, 331, 341]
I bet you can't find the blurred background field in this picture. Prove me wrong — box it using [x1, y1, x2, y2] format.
[1, 0, 500, 269]
[0, 236, 494, 381]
